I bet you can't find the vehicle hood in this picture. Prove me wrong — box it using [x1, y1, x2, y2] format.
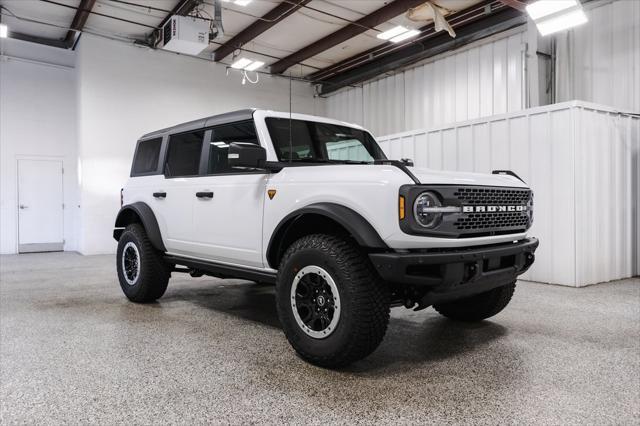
[407, 166, 528, 188]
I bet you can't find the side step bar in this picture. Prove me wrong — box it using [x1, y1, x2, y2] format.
[164, 255, 277, 284]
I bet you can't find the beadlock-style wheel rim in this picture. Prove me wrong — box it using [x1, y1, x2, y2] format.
[122, 242, 140, 286]
[290, 265, 341, 339]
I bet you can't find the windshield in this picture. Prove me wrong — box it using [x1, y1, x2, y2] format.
[265, 117, 386, 163]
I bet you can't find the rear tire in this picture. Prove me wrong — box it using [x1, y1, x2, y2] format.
[276, 234, 390, 368]
[116, 223, 170, 303]
[433, 281, 516, 322]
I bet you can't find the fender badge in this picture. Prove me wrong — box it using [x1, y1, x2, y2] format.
[267, 189, 277, 200]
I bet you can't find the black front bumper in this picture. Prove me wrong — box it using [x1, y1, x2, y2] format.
[369, 238, 538, 305]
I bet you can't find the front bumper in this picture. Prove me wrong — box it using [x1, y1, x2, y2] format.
[369, 238, 538, 305]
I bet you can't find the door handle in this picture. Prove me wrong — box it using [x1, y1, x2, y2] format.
[153, 192, 167, 198]
[19, 205, 28, 209]
[196, 191, 214, 199]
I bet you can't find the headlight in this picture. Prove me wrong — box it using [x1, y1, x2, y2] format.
[413, 191, 442, 228]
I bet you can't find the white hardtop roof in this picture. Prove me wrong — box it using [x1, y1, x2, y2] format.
[140, 108, 368, 140]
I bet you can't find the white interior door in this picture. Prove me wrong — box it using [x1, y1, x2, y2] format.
[17, 159, 64, 253]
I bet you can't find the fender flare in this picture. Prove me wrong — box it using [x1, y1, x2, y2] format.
[267, 202, 388, 268]
[113, 202, 166, 252]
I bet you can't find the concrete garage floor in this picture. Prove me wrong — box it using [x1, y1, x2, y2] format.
[1, 253, 638, 424]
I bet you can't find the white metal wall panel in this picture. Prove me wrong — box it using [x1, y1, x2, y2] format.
[556, 0, 640, 113]
[377, 101, 639, 287]
[324, 30, 527, 136]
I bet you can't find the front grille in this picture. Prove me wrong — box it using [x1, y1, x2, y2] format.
[454, 212, 529, 231]
[454, 187, 531, 205]
[452, 187, 532, 235]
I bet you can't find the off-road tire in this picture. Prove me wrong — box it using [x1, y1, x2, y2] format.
[276, 234, 390, 368]
[433, 281, 516, 322]
[116, 223, 170, 303]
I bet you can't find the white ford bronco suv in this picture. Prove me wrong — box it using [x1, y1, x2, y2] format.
[114, 109, 538, 367]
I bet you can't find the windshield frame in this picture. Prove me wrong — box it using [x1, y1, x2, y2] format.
[258, 114, 387, 164]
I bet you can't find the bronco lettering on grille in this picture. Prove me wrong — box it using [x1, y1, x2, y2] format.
[462, 205, 528, 213]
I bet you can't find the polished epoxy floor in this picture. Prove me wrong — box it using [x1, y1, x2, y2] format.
[1, 252, 638, 424]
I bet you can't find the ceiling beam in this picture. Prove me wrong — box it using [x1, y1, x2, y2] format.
[269, 0, 426, 75]
[317, 5, 526, 95]
[498, 0, 527, 11]
[158, 0, 202, 30]
[310, 0, 500, 82]
[64, 0, 96, 49]
[214, 0, 311, 62]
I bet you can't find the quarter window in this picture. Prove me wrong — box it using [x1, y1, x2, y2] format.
[132, 138, 162, 175]
[164, 131, 205, 177]
[207, 121, 259, 174]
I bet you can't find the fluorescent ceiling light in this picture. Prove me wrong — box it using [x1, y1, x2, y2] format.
[390, 29, 420, 43]
[244, 60, 264, 71]
[234, 0, 252, 6]
[536, 8, 588, 36]
[231, 57, 253, 69]
[230, 57, 264, 71]
[526, 0, 578, 20]
[526, 0, 588, 36]
[377, 25, 409, 40]
[0, 23, 7, 39]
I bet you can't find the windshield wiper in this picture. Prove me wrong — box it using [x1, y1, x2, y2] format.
[325, 159, 372, 165]
[286, 158, 331, 163]
[284, 158, 373, 165]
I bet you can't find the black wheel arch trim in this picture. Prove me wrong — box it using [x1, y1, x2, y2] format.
[113, 202, 166, 252]
[267, 202, 388, 269]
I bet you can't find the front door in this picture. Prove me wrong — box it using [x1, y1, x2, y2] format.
[192, 173, 267, 268]
[191, 120, 267, 268]
[17, 159, 64, 253]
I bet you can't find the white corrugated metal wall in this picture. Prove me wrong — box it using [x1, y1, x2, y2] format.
[375, 102, 639, 287]
[325, 29, 528, 136]
[556, 0, 640, 112]
[325, 0, 640, 134]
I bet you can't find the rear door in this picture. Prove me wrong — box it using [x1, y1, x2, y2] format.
[192, 121, 267, 268]
[152, 130, 206, 257]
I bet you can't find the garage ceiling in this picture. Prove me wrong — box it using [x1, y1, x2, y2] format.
[0, 0, 528, 87]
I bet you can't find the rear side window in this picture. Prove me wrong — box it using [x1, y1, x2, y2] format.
[164, 131, 205, 177]
[207, 121, 258, 174]
[132, 138, 162, 175]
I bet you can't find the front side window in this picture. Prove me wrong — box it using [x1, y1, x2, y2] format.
[164, 131, 205, 177]
[132, 138, 162, 175]
[265, 118, 386, 163]
[207, 121, 259, 174]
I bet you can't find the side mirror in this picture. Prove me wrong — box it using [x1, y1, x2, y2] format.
[228, 142, 266, 169]
[401, 158, 414, 167]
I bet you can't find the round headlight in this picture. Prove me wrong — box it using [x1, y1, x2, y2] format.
[413, 191, 442, 228]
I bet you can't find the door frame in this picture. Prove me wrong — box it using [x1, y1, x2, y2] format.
[15, 155, 66, 253]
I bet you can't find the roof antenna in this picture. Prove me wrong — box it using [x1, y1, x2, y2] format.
[288, 71, 293, 163]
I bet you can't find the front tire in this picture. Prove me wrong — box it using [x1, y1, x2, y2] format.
[276, 234, 390, 368]
[433, 281, 516, 322]
[116, 223, 170, 303]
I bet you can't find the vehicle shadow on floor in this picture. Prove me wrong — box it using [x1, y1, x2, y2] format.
[162, 279, 509, 371]
[164, 279, 282, 328]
